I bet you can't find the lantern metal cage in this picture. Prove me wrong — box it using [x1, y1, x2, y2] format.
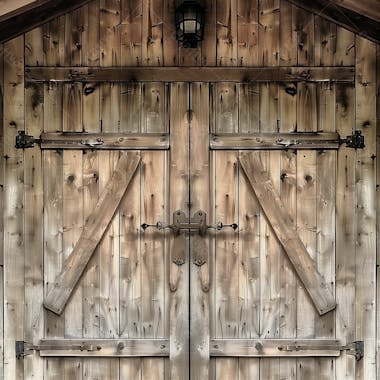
[175, 1, 205, 48]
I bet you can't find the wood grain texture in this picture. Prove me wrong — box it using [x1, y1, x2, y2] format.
[0, 43, 3, 380]
[3, 35, 25, 380]
[190, 82, 210, 379]
[239, 152, 336, 316]
[168, 82, 189, 380]
[44, 152, 141, 315]
[210, 132, 340, 150]
[24, 65, 356, 82]
[355, 36, 377, 380]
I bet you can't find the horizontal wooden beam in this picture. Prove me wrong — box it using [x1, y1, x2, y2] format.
[210, 339, 342, 357]
[44, 152, 141, 315]
[25, 66, 355, 83]
[0, 0, 92, 44]
[287, 0, 380, 44]
[34, 339, 169, 357]
[39, 132, 169, 150]
[211, 132, 341, 150]
[239, 152, 336, 315]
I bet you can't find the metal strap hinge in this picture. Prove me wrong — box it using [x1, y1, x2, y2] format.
[341, 130, 365, 149]
[341, 341, 364, 361]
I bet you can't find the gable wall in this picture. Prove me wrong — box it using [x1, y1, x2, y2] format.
[0, 1, 379, 379]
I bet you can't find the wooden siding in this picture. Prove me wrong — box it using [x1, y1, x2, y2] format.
[0, 1, 379, 380]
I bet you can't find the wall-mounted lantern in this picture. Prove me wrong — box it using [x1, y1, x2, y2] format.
[175, 1, 205, 48]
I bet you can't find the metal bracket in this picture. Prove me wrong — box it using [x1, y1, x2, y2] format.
[15, 131, 41, 149]
[342, 341, 364, 361]
[15, 341, 39, 359]
[342, 130, 365, 149]
[141, 210, 238, 237]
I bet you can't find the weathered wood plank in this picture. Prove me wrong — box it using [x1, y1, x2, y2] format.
[217, 0, 238, 66]
[163, 0, 178, 66]
[237, 0, 258, 66]
[24, 66, 356, 82]
[335, 83, 356, 380]
[237, 80, 260, 379]
[189, 82, 210, 379]
[168, 82, 189, 379]
[280, 0, 297, 66]
[44, 152, 141, 315]
[259, 0, 279, 66]
[355, 36, 377, 380]
[0, 0, 92, 44]
[119, 75, 142, 378]
[210, 132, 341, 150]
[202, 0, 216, 66]
[0, 43, 4, 380]
[210, 339, 342, 357]
[39, 132, 169, 150]
[3, 35, 25, 380]
[37, 339, 169, 357]
[121, 0, 142, 66]
[239, 152, 336, 315]
[24, 82, 44, 380]
[142, 0, 163, 66]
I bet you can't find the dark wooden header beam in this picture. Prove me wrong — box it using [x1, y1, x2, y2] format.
[25, 66, 355, 83]
[288, 0, 380, 44]
[0, 0, 92, 44]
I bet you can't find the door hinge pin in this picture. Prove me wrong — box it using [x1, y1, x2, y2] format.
[15, 131, 41, 149]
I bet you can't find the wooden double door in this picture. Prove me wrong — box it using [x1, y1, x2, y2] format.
[30, 81, 351, 379]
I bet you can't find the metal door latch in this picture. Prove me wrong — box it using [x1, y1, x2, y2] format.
[341, 130, 365, 149]
[142, 210, 238, 236]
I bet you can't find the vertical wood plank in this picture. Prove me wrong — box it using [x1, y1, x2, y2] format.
[169, 82, 189, 380]
[0, 42, 4, 380]
[121, 0, 142, 66]
[24, 82, 44, 380]
[142, 0, 163, 66]
[215, 83, 238, 133]
[43, 19, 64, 377]
[296, 66, 318, 378]
[279, 0, 296, 66]
[238, 83, 259, 134]
[237, 0, 258, 66]
[24, 26, 44, 380]
[238, 82, 260, 379]
[215, 149, 239, 380]
[3, 35, 24, 380]
[141, 82, 166, 379]
[82, 8, 101, 376]
[376, 43, 380, 380]
[335, 27, 354, 66]
[202, 0, 216, 66]
[259, 71, 280, 380]
[43, 16, 65, 66]
[119, 83, 142, 378]
[355, 36, 377, 380]
[314, 17, 336, 67]
[189, 82, 210, 379]
[163, 0, 178, 66]
[335, 83, 356, 380]
[278, 45, 297, 379]
[294, 6, 314, 66]
[99, 5, 122, 375]
[259, 0, 279, 66]
[217, 0, 238, 66]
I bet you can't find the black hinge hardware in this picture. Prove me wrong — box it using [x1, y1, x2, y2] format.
[15, 341, 40, 359]
[341, 130, 365, 149]
[141, 210, 238, 237]
[342, 341, 364, 361]
[15, 131, 41, 149]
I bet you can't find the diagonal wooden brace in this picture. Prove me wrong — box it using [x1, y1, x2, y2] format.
[44, 151, 141, 315]
[239, 152, 336, 316]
